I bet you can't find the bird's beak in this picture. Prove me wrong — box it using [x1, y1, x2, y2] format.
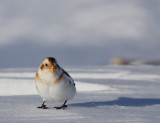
[50, 65, 55, 72]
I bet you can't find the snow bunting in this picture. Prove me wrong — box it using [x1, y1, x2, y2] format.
[35, 57, 76, 109]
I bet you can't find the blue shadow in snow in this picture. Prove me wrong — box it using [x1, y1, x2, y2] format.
[70, 97, 160, 107]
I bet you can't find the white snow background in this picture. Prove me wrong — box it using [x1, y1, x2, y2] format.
[0, 65, 160, 123]
[0, 0, 160, 122]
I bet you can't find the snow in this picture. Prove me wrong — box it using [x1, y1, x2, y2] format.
[0, 65, 160, 122]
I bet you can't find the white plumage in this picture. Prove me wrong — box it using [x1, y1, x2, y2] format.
[35, 57, 76, 109]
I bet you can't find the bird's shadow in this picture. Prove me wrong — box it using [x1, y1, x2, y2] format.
[70, 97, 160, 107]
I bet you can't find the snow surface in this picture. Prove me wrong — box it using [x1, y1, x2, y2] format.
[0, 66, 160, 122]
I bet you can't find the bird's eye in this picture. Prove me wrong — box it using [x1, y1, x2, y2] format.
[45, 64, 48, 67]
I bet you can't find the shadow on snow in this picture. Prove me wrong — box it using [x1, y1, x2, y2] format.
[70, 97, 160, 107]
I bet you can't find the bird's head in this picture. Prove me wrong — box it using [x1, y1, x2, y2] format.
[39, 57, 60, 73]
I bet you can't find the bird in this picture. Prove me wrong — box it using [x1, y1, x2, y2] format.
[34, 57, 76, 109]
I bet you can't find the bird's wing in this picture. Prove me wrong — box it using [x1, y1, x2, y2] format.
[62, 68, 75, 86]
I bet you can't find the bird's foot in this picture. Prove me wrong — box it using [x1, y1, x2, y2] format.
[37, 104, 49, 109]
[54, 105, 68, 110]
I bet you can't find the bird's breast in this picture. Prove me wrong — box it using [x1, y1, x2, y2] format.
[35, 72, 64, 87]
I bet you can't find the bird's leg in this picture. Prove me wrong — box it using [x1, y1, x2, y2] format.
[37, 100, 49, 109]
[54, 100, 68, 109]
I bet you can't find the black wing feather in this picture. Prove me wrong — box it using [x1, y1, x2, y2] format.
[62, 68, 75, 86]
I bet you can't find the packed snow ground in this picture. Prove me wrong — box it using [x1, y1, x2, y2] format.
[0, 65, 160, 123]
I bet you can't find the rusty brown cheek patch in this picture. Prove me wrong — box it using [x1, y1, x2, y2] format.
[40, 64, 44, 70]
[35, 73, 64, 86]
